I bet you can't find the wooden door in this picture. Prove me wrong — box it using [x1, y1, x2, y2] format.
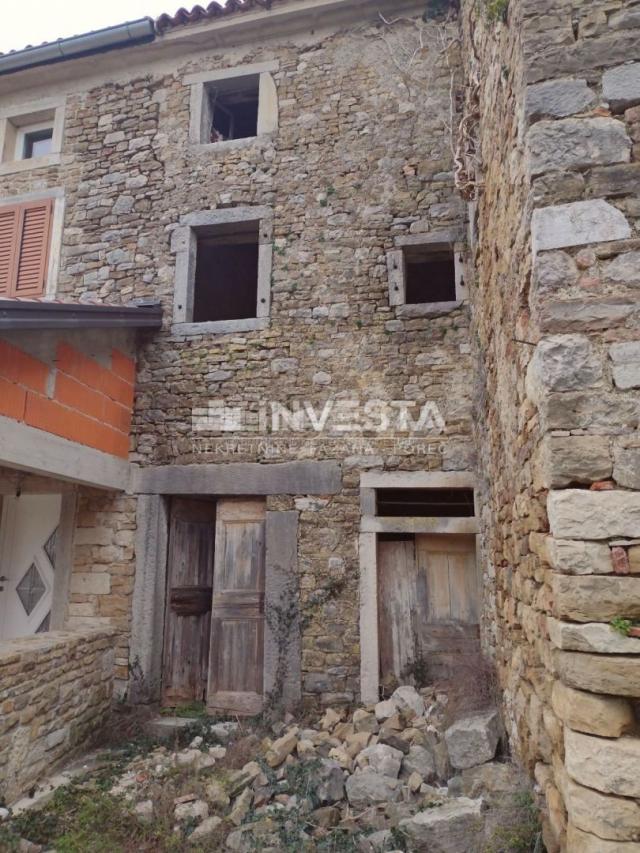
[207, 499, 266, 715]
[162, 499, 216, 706]
[378, 534, 479, 686]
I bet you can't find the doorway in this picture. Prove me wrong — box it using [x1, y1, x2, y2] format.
[0, 494, 62, 640]
[377, 533, 479, 690]
[161, 497, 266, 714]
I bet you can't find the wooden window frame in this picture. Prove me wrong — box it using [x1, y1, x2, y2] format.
[386, 228, 467, 318]
[0, 198, 53, 299]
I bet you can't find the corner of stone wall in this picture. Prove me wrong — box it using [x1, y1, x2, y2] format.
[464, 0, 640, 848]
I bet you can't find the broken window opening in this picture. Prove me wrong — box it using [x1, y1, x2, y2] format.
[404, 248, 456, 304]
[193, 221, 260, 323]
[208, 81, 259, 143]
[376, 488, 475, 518]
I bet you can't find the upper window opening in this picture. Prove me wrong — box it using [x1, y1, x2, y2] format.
[23, 128, 53, 160]
[376, 488, 475, 518]
[404, 247, 456, 304]
[193, 220, 260, 323]
[208, 79, 259, 142]
[187, 64, 279, 147]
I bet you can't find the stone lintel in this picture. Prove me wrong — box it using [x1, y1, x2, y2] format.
[134, 460, 343, 496]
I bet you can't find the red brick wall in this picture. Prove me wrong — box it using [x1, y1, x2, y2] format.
[0, 338, 135, 458]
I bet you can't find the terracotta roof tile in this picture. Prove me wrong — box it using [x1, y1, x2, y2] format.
[155, 0, 275, 34]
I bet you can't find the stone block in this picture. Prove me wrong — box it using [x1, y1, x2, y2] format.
[399, 798, 484, 853]
[401, 745, 437, 782]
[537, 436, 612, 488]
[345, 769, 402, 807]
[539, 537, 612, 574]
[554, 649, 640, 697]
[587, 162, 640, 198]
[548, 489, 640, 539]
[532, 200, 631, 254]
[527, 118, 630, 176]
[444, 710, 501, 770]
[614, 447, 640, 489]
[532, 251, 578, 296]
[551, 680, 634, 737]
[356, 743, 403, 778]
[567, 823, 640, 852]
[609, 337, 640, 388]
[541, 391, 640, 432]
[69, 573, 111, 595]
[538, 297, 636, 332]
[565, 729, 640, 797]
[526, 335, 603, 402]
[602, 251, 640, 284]
[603, 63, 640, 110]
[525, 79, 596, 121]
[548, 617, 640, 655]
[563, 774, 640, 842]
[551, 573, 640, 621]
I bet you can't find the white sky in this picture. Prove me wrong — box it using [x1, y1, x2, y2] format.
[0, 0, 176, 54]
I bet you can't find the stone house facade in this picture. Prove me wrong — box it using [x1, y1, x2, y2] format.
[0, 0, 639, 847]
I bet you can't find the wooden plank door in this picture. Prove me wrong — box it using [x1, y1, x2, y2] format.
[378, 534, 480, 686]
[207, 499, 266, 715]
[162, 498, 216, 706]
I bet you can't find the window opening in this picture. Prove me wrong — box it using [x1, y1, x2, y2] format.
[23, 128, 53, 159]
[376, 488, 475, 518]
[193, 221, 260, 322]
[404, 248, 456, 304]
[208, 80, 259, 142]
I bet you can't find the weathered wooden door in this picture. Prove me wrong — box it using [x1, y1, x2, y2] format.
[378, 534, 479, 686]
[162, 499, 216, 706]
[207, 499, 266, 715]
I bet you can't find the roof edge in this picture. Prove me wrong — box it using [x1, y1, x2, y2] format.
[0, 299, 163, 331]
[0, 18, 155, 76]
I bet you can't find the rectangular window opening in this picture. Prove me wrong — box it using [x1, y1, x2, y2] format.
[193, 220, 260, 323]
[23, 128, 53, 160]
[376, 488, 475, 518]
[404, 247, 456, 304]
[207, 78, 259, 143]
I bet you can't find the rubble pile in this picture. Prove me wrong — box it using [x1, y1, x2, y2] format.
[108, 685, 534, 851]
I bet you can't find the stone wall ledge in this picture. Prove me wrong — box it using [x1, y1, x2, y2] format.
[0, 628, 119, 668]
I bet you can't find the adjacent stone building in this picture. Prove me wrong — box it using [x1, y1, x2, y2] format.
[0, 0, 639, 847]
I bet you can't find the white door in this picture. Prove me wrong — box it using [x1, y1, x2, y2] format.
[0, 494, 62, 640]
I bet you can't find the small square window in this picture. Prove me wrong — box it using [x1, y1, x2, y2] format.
[23, 128, 54, 160]
[187, 63, 279, 147]
[207, 80, 259, 143]
[387, 233, 465, 316]
[0, 100, 64, 173]
[194, 222, 259, 322]
[404, 248, 456, 304]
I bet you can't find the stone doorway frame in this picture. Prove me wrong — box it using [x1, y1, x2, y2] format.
[358, 470, 478, 703]
[129, 460, 342, 705]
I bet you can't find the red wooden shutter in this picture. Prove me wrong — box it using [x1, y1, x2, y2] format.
[0, 206, 19, 297]
[14, 201, 53, 297]
[0, 199, 53, 298]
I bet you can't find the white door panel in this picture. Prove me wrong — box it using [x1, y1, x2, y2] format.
[0, 494, 62, 640]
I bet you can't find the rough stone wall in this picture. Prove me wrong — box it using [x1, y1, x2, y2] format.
[69, 491, 136, 686]
[0, 11, 473, 702]
[464, 0, 640, 849]
[0, 628, 115, 803]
